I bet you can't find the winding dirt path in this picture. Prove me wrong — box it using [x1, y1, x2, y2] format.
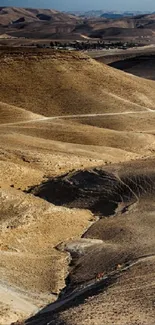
[1, 109, 155, 127]
[1, 108, 155, 324]
[0, 282, 38, 320]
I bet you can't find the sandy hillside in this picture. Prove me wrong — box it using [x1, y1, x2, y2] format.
[0, 102, 42, 124]
[24, 159, 155, 325]
[0, 48, 155, 324]
[0, 49, 155, 117]
[0, 7, 77, 25]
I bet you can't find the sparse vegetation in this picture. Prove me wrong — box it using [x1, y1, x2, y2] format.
[49, 40, 140, 51]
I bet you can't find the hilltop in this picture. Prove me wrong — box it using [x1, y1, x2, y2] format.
[0, 48, 155, 117]
[0, 7, 80, 40]
[0, 7, 78, 25]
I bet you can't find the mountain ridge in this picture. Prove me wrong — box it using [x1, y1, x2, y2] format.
[1, 7, 155, 41]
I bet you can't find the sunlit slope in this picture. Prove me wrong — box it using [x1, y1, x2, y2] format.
[0, 102, 42, 124]
[0, 7, 77, 25]
[4, 119, 155, 155]
[1, 48, 155, 324]
[0, 50, 155, 117]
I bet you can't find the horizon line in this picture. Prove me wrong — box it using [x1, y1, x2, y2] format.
[0, 6, 154, 13]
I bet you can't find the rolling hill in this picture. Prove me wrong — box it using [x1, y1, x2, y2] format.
[1, 48, 155, 324]
[0, 7, 78, 25]
[0, 7, 80, 40]
[1, 7, 155, 41]
[0, 48, 155, 117]
[76, 14, 155, 39]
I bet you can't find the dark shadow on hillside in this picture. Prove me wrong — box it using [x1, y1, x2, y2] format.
[109, 55, 155, 80]
[25, 275, 117, 325]
[26, 168, 155, 217]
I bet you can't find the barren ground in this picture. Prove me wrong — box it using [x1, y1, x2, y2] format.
[0, 48, 155, 324]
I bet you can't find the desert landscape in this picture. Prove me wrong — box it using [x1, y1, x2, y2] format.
[1, 7, 155, 44]
[0, 6, 155, 325]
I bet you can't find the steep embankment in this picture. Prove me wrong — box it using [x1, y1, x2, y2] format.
[25, 159, 155, 325]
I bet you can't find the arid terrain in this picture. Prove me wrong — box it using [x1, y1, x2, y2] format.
[93, 46, 155, 80]
[109, 54, 155, 80]
[0, 46, 155, 325]
[1, 7, 155, 44]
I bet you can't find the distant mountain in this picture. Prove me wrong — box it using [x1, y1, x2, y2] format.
[101, 13, 129, 19]
[66, 10, 152, 18]
[0, 7, 78, 25]
[0, 7, 82, 40]
[0, 7, 155, 41]
[73, 14, 155, 40]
